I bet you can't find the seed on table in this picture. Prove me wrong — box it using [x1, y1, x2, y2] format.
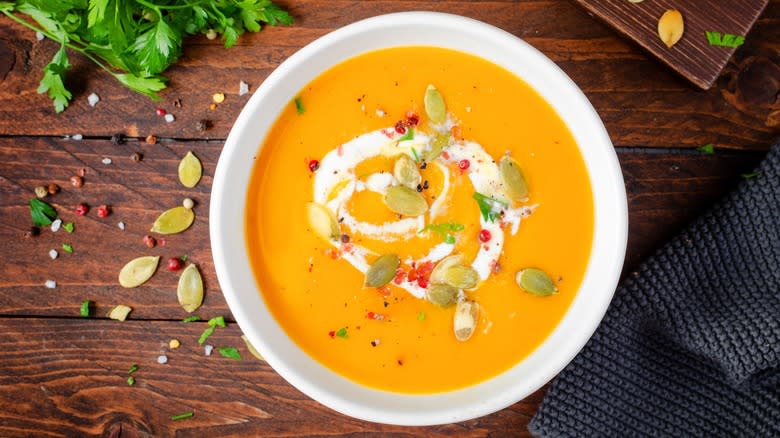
[182, 198, 195, 210]
[34, 186, 47, 198]
[145, 135, 157, 145]
[47, 183, 59, 195]
[44, 280, 56, 289]
[50, 219, 62, 232]
[169, 339, 181, 349]
[76, 168, 86, 177]
[157, 355, 168, 364]
[166, 257, 183, 271]
[130, 152, 143, 162]
[212, 93, 225, 104]
[70, 175, 83, 188]
[97, 205, 110, 218]
[206, 29, 217, 40]
[143, 235, 156, 248]
[75, 203, 89, 216]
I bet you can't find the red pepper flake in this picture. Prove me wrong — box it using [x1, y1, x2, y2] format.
[308, 159, 320, 172]
[74, 203, 89, 216]
[416, 277, 429, 289]
[394, 120, 407, 134]
[96, 205, 110, 218]
[458, 159, 470, 170]
[156, 108, 167, 116]
[405, 112, 419, 126]
[479, 229, 492, 243]
[406, 269, 418, 283]
[328, 330, 335, 338]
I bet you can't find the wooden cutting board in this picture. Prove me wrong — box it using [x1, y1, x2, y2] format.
[571, 0, 770, 89]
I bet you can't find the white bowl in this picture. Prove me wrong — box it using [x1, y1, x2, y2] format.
[211, 11, 627, 426]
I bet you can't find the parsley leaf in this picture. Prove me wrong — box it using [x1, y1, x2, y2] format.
[472, 192, 508, 223]
[37, 44, 72, 113]
[132, 18, 181, 76]
[417, 311, 426, 321]
[705, 31, 745, 48]
[419, 222, 464, 243]
[742, 172, 760, 179]
[29, 198, 57, 226]
[171, 412, 193, 421]
[336, 327, 348, 338]
[208, 316, 226, 328]
[182, 315, 200, 323]
[198, 326, 215, 345]
[696, 143, 715, 154]
[62, 243, 73, 253]
[294, 97, 304, 114]
[399, 127, 414, 142]
[217, 347, 241, 360]
[63, 222, 74, 233]
[80, 300, 91, 317]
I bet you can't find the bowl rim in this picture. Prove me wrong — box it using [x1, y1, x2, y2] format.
[210, 11, 627, 426]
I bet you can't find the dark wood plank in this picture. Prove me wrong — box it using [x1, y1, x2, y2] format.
[0, 318, 542, 437]
[572, 0, 769, 89]
[0, 137, 765, 319]
[0, 1, 777, 148]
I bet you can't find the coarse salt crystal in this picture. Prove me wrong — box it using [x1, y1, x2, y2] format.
[360, 104, 366, 112]
[50, 219, 62, 232]
[71, 134, 83, 140]
[44, 280, 56, 289]
[35, 32, 45, 41]
[49, 249, 58, 260]
[164, 113, 175, 123]
[466, 106, 472, 113]
[157, 355, 168, 364]
[87, 93, 100, 107]
[102, 157, 112, 165]
[239, 80, 249, 96]
[204, 345, 214, 356]
[375, 108, 385, 117]
[117, 221, 125, 230]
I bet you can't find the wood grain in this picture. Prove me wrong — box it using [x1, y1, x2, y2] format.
[0, 1, 777, 148]
[572, 0, 769, 89]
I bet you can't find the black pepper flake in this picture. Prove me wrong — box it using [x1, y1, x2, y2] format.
[130, 152, 143, 162]
[370, 341, 377, 347]
[397, 359, 403, 366]
[416, 184, 422, 192]
[420, 161, 427, 170]
[110, 133, 125, 145]
[422, 180, 429, 190]
[196, 119, 212, 132]
[173, 98, 182, 108]
[338, 217, 344, 223]
[24, 226, 40, 238]
[383, 301, 389, 308]
[340, 234, 350, 243]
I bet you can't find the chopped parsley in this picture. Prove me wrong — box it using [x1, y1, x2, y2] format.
[418, 222, 464, 243]
[79, 300, 90, 317]
[417, 311, 426, 321]
[128, 364, 138, 374]
[411, 146, 420, 162]
[208, 316, 226, 328]
[171, 412, 194, 421]
[705, 31, 745, 48]
[62, 243, 73, 253]
[182, 315, 200, 323]
[198, 326, 216, 345]
[335, 327, 348, 338]
[127, 376, 135, 386]
[62, 222, 74, 233]
[217, 347, 241, 360]
[399, 127, 414, 142]
[294, 97, 304, 114]
[180, 254, 188, 262]
[472, 192, 508, 223]
[696, 143, 715, 154]
[742, 172, 760, 179]
[29, 198, 57, 226]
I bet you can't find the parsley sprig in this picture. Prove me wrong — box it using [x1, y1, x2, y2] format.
[705, 31, 745, 48]
[0, 0, 292, 112]
[472, 192, 508, 223]
[419, 222, 464, 244]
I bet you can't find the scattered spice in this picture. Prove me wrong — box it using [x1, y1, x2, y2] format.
[340, 234, 350, 243]
[107, 304, 132, 320]
[196, 119, 212, 132]
[239, 80, 249, 96]
[75, 203, 89, 216]
[76, 168, 87, 177]
[423, 180, 429, 190]
[157, 355, 168, 364]
[47, 183, 60, 195]
[87, 92, 99, 107]
[171, 412, 193, 421]
[217, 347, 241, 360]
[308, 159, 320, 172]
[143, 235, 157, 248]
[156, 108, 167, 116]
[127, 376, 135, 386]
[101, 157, 113, 165]
[166, 257, 184, 271]
[173, 99, 182, 108]
[117, 221, 126, 231]
[370, 339, 380, 347]
[80, 300, 90, 317]
[294, 97, 305, 114]
[479, 229, 492, 243]
[71, 134, 83, 141]
[209, 103, 217, 110]
[164, 113, 175, 123]
[335, 327, 348, 338]
[63, 222, 74, 233]
[97, 205, 110, 218]
[49, 249, 58, 260]
[110, 133, 126, 145]
[212, 93, 225, 104]
[130, 152, 143, 162]
[34, 186, 48, 198]
[169, 339, 181, 349]
[182, 198, 195, 210]
[29, 198, 58, 226]
[145, 135, 157, 144]
[51, 219, 62, 232]
[70, 175, 83, 188]
[204, 345, 214, 356]
[45, 280, 56, 289]
[62, 243, 73, 253]
[182, 315, 200, 323]
[458, 159, 470, 170]
[416, 183, 423, 192]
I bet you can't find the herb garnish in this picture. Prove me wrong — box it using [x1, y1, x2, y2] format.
[171, 411, 194, 421]
[295, 97, 305, 114]
[29, 198, 57, 226]
[417, 311, 426, 321]
[742, 172, 760, 179]
[208, 316, 226, 327]
[696, 143, 715, 154]
[0, 1, 292, 112]
[62, 243, 73, 254]
[335, 327, 348, 338]
[472, 192, 508, 223]
[182, 315, 200, 323]
[399, 128, 414, 142]
[411, 146, 420, 162]
[79, 300, 91, 317]
[128, 364, 138, 374]
[181, 254, 189, 262]
[62, 222, 74, 233]
[705, 31, 745, 48]
[419, 222, 465, 244]
[198, 316, 226, 344]
[217, 347, 241, 360]
[127, 376, 135, 386]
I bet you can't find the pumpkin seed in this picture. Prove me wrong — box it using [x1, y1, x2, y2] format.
[427, 283, 458, 307]
[424, 84, 446, 124]
[241, 335, 265, 361]
[424, 132, 450, 162]
[178, 151, 202, 188]
[443, 265, 479, 289]
[118, 255, 160, 288]
[305, 202, 340, 241]
[499, 156, 529, 201]
[384, 185, 428, 216]
[365, 254, 400, 288]
[453, 301, 479, 342]
[107, 304, 132, 321]
[393, 155, 421, 189]
[516, 268, 558, 296]
[177, 264, 204, 313]
[151, 206, 195, 234]
[430, 254, 464, 284]
[658, 9, 684, 48]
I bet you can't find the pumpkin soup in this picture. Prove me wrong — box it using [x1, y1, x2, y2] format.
[245, 47, 594, 393]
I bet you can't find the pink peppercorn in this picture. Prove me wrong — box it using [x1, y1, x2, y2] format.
[156, 108, 167, 116]
[394, 120, 407, 134]
[479, 229, 492, 243]
[166, 257, 183, 271]
[75, 203, 89, 216]
[405, 112, 419, 126]
[458, 159, 470, 170]
[96, 205, 110, 218]
[142, 235, 156, 248]
[308, 159, 319, 172]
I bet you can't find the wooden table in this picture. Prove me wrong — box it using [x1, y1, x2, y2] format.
[0, 1, 777, 436]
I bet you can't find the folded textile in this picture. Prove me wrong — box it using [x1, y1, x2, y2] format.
[529, 141, 780, 437]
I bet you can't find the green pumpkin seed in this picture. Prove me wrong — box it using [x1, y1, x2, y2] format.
[430, 254, 464, 284]
[365, 254, 400, 288]
[305, 202, 340, 241]
[424, 132, 450, 162]
[151, 206, 195, 234]
[427, 283, 458, 307]
[516, 268, 558, 296]
[107, 304, 132, 321]
[178, 151, 202, 188]
[241, 335, 265, 361]
[499, 156, 529, 201]
[393, 155, 421, 189]
[118, 255, 160, 288]
[177, 264, 204, 313]
[443, 265, 479, 289]
[384, 185, 428, 216]
[424, 84, 446, 124]
[453, 300, 479, 342]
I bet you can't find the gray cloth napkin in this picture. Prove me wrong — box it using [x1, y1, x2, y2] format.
[529, 141, 780, 437]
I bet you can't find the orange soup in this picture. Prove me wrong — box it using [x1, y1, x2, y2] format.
[245, 47, 594, 393]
